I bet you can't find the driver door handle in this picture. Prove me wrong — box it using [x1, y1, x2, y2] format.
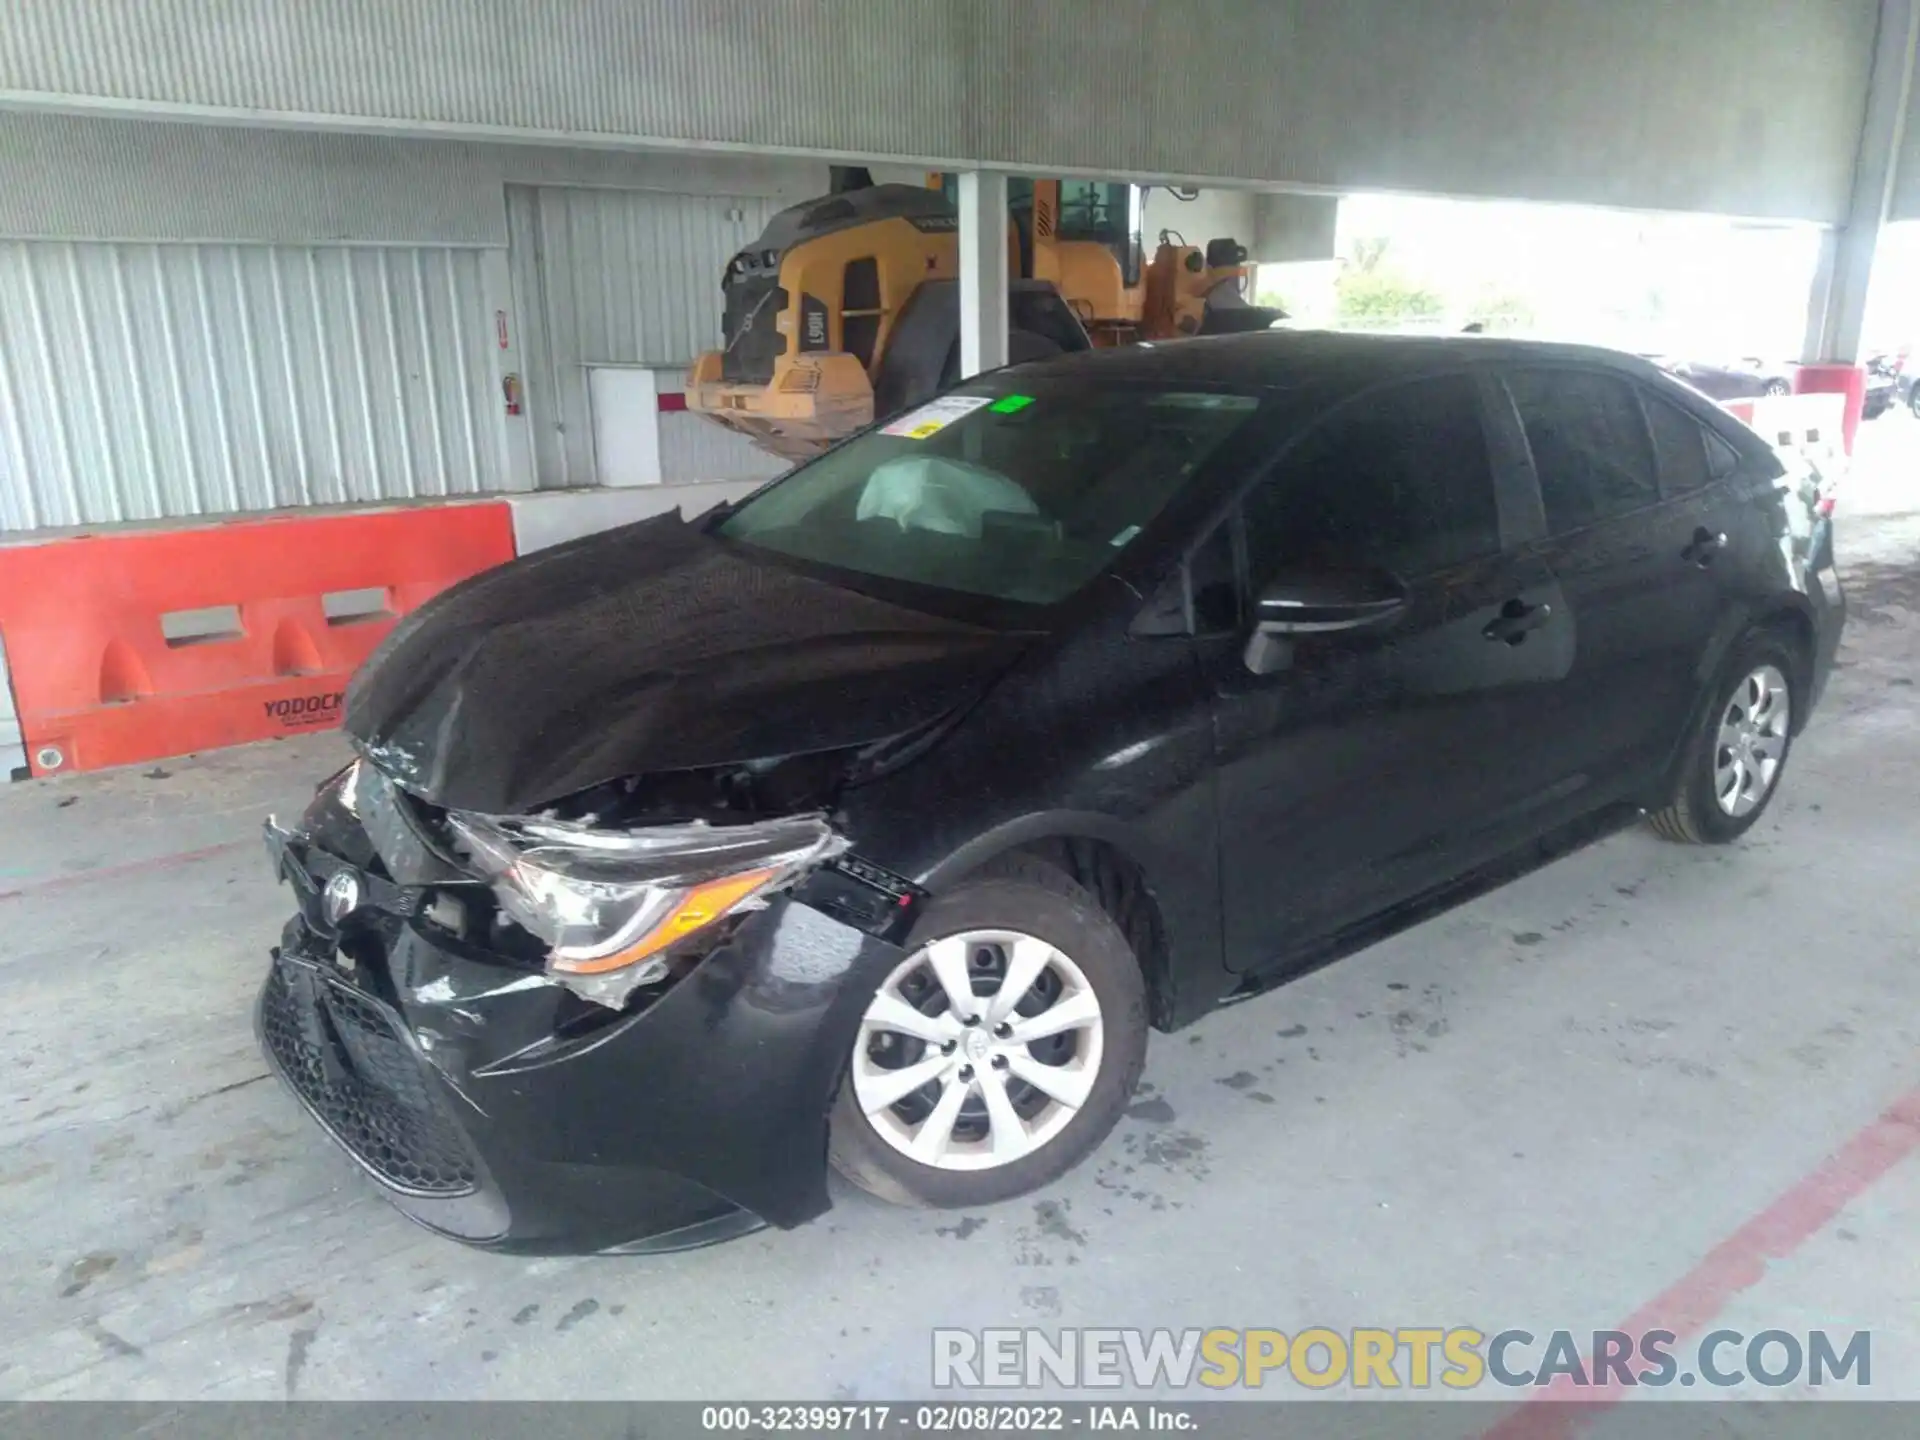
[1483, 597, 1553, 645]
[1683, 526, 1728, 566]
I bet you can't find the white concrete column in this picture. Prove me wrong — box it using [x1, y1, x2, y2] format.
[957, 170, 1009, 377]
[1802, 0, 1920, 364]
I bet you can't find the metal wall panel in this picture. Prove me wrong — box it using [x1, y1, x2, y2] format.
[508, 185, 783, 489]
[0, 112, 829, 246]
[657, 411, 787, 488]
[0, 0, 1882, 223]
[0, 112, 507, 245]
[0, 241, 513, 530]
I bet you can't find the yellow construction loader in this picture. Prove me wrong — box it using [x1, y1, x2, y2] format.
[686, 170, 1281, 458]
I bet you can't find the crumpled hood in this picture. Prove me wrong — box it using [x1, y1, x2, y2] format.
[345, 513, 1029, 814]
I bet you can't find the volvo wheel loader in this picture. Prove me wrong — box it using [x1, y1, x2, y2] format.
[685, 170, 1283, 459]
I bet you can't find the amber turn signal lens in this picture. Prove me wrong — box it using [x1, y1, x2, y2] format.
[548, 866, 781, 975]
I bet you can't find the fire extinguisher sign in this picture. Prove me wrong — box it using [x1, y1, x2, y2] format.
[496, 310, 509, 349]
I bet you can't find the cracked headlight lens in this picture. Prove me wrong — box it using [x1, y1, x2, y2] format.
[445, 811, 846, 1006]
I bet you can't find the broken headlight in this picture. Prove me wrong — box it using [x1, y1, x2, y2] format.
[444, 810, 847, 1007]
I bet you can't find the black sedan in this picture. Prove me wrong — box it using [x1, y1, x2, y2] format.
[258, 332, 1844, 1253]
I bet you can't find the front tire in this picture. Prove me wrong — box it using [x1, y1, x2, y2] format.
[1648, 631, 1799, 844]
[828, 860, 1147, 1209]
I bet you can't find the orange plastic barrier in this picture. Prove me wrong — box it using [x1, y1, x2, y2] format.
[0, 504, 514, 776]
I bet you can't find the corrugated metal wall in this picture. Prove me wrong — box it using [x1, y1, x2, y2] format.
[0, 241, 512, 531]
[658, 411, 787, 488]
[507, 185, 784, 489]
[0, 0, 1881, 223]
[0, 112, 827, 247]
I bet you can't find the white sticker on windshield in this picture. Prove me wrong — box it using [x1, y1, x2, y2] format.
[881, 394, 993, 439]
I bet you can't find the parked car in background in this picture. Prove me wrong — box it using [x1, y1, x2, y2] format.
[1862, 347, 1913, 419]
[1862, 354, 1898, 420]
[256, 332, 1845, 1254]
[1648, 355, 1795, 401]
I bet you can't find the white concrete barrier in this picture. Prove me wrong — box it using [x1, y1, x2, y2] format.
[1724, 392, 1848, 490]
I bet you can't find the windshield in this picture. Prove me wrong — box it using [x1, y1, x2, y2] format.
[716, 380, 1261, 605]
[1057, 181, 1133, 244]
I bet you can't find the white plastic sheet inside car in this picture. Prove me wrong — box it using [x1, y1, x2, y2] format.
[855, 455, 1040, 537]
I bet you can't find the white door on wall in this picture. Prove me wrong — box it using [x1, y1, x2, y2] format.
[506, 183, 788, 490]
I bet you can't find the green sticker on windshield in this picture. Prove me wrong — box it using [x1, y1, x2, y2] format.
[989, 394, 1035, 414]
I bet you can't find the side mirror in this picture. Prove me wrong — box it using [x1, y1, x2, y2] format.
[1254, 567, 1408, 635]
[1244, 567, 1407, 675]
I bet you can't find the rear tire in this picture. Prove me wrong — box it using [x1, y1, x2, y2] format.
[1006, 330, 1063, 366]
[1648, 630, 1800, 844]
[937, 329, 1060, 390]
[828, 858, 1147, 1209]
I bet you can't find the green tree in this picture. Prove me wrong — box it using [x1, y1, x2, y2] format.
[1465, 290, 1535, 334]
[1334, 235, 1444, 327]
[1335, 268, 1445, 325]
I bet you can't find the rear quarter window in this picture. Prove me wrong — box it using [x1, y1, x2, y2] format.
[1643, 392, 1715, 495]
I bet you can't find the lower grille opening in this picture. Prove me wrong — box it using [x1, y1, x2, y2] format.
[262, 959, 480, 1197]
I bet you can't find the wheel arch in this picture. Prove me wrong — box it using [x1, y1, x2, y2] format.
[1656, 601, 1817, 808]
[1687, 598, 1817, 728]
[1751, 603, 1816, 728]
[920, 811, 1220, 1032]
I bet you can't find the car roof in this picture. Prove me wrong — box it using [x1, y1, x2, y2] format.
[1001, 328, 1674, 397]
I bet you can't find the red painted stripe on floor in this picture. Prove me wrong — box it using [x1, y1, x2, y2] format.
[1481, 1085, 1920, 1439]
[0, 838, 253, 902]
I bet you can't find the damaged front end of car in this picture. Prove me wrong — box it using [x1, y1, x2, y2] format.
[444, 806, 848, 1010]
[253, 510, 1037, 1251]
[258, 748, 931, 1254]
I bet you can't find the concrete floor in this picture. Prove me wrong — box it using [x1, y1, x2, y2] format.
[3, 486, 1917, 1413]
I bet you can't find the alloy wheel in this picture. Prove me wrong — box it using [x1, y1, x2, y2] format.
[850, 929, 1104, 1171]
[1714, 664, 1791, 818]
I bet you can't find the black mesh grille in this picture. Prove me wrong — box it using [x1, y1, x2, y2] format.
[721, 277, 787, 383]
[261, 959, 479, 1196]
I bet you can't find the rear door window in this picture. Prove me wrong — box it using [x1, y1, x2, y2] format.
[1507, 369, 1659, 533]
[1241, 373, 1501, 584]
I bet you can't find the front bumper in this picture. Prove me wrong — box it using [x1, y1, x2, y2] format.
[259, 816, 912, 1254]
[1804, 514, 1844, 719]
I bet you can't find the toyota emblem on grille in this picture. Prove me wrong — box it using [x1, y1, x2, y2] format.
[323, 870, 365, 925]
